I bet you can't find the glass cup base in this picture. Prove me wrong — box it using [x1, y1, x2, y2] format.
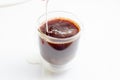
[40, 54, 75, 73]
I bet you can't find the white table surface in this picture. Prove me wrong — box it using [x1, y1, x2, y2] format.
[0, 0, 120, 80]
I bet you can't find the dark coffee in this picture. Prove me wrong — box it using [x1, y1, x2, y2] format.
[39, 18, 80, 65]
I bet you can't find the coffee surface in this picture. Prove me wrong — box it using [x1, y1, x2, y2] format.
[40, 18, 79, 38]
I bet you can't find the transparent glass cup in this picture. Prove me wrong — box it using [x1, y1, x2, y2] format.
[37, 11, 82, 72]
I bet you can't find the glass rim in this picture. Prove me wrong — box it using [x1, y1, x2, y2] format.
[37, 11, 83, 43]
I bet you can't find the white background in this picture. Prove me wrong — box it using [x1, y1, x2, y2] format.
[0, 0, 120, 80]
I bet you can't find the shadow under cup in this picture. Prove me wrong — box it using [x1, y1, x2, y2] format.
[37, 11, 82, 71]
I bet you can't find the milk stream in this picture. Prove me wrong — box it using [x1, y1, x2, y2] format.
[45, 0, 49, 33]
